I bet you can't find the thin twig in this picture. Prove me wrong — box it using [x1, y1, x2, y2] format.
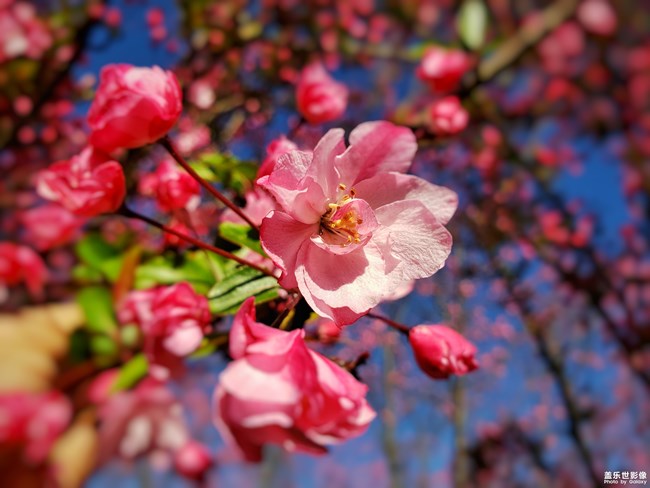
[159, 135, 259, 230]
[119, 205, 275, 278]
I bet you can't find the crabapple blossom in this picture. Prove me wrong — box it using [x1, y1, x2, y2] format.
[21, 204, 84, 251]
[417, 46, 471, 93]
[296, 62, 348, 124]
[36, 146, 126, 217]
[258, 121, 457, 325]
[213, 298, 375, 461]
[96, 379, 189, 462]
[118, 282, 211, 380]
[429, 96, 469, 135]
[87, 64, 182, 152]
[0, 2, 52, 63]
[139, 159, 201, 212]
[0, 391, 71, 463]
[0, 242, 48, 299]
[409, 324, 478, 379]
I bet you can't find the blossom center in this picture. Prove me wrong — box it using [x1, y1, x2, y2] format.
[320, 184, 363, 246]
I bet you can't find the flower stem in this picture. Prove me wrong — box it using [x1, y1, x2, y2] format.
[159, 135, 259, 230]
[119, 206, 275, 278]
[367, 312, 410, 336]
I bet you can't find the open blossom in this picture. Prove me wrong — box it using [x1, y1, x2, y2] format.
[258, 121, 457, 325]
[139, 159, 200, 212]
[0, 242, 47, 299]
[429, 96, 469, 135]
[0, 2, 52, 63]
[118, 282, 211, 380]
[409, 324, 478, 379]
[96, 379, 189, 462]
[417, 46, 471, 93]
[21, 204, 84, 251]
[36, 146, 126, 217]
[296, 62, 348, 124]
[0, 391, 71, 463]
[88, 64, 182, 152]
[213, 298, 375, 461]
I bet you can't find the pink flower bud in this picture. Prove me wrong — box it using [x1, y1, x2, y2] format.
[36, 146, 126, 217]
[139, 159, 200, 212]
[577, 0, 617, 37]
[88, 64, 182, 152]
[0, 391, 71, 463]
[257, 136, 298, 180]
[0, 242, 47, 298]
[429, 96, 469, 135]
[173, 441, 213, 480]
[409, 324, 478, 379]
[118, 283, 211, 380]
[21, 204, 83, 251]
[296, 62, 348, 124]
[417, 47, 471, 93]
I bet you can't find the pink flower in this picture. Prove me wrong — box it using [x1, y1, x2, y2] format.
[118, 282, 211, 380]
[139, 159, 200, 212]
[296, 62, 348, 124]
[213, 298, 375, 461]
[577, 0, 617, 37]
[88, 64, 182, 152]
[97, 379, 189, 461]
[0, 242, 47, 299]
[258, 136, 298, 180]
[0, 2, 52, 63]
[258, 121, 457, 325]
[21, 204, 84, 251]
[0, 391, 71, 463]
[429, 96, 469, 135]
[417, 46, 471, 93]
[173, 441, 213, 481]
[409, 325, 478, 379]
[36, 146, 126, 217]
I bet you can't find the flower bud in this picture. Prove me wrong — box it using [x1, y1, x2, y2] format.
[429, 96, 469, 135]
[36, 147, 126, 217]
[417, 47, 471, 93]
[296, 62, 348, 124]
[88, 64, 182, 152]
[409, 324, 478, 379]
[173, 441, 213, 481]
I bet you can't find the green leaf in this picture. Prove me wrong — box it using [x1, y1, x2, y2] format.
[111, 354, 149, 392]
[219, 222, 265, 255]
[457, 0, 488, 51]
[134, 252, 218, 293]
[76, 286, 118, 334]
[192, 152, 258, 195]
[208, 266, 263, 297]
[90, 335, 118, 358]
[75, 233, 124, 282]
[209, 267, 279, 315]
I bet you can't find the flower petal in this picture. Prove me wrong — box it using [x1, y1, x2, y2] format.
[335, 121, 417, 185]
[354, 172, 458, 225]
[260, 211, 317, 289]
[374, 200, 453, 282]
[295, 241, 391, 320]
